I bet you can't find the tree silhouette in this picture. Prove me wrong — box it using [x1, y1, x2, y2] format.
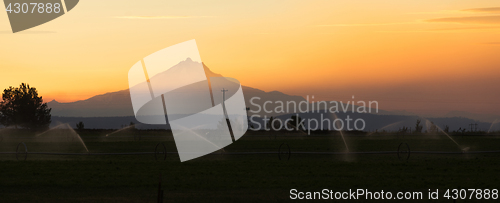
[0, 83, 51, 130]
[76, 121, 85, 130]
[266, 116, 274, 130]
[414, 119, 423, 133]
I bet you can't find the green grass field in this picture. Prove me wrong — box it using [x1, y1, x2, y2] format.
[1, 129, 500, 202]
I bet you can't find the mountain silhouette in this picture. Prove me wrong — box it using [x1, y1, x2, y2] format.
[48, 61, 499, 127]
[48, 62, 307, 117]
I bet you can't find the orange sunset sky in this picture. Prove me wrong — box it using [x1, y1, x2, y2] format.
[0, 0, 499, 116]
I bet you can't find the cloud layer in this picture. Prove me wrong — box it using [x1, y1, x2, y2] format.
[462, 7, 500, 14]
[317, 22, 419, 27]
[114, 16, 214, 19]
[427, 26, 500, 31]
[425, 16, 500, 24]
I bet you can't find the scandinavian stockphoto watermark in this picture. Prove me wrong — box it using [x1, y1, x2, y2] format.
[4, 0, 79, 33]
[290, 188, 499, 200]
[248, 95, 378, 134]
[128, 40, 248, 162]
[290, 189, 424, 200]
[126, 40, 375, 161]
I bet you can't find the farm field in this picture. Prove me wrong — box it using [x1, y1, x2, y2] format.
[1, 130, 500, 202]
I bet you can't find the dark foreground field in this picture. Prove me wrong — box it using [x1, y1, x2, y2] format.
[1, 130, 500, 202]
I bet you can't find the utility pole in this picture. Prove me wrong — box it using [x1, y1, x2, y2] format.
[157, 173, 163, 203]
[221, 88, 229, 119]
[245, 107, 252, 130]
[221, 88, 235, 141]
[469, 123, 479, 132]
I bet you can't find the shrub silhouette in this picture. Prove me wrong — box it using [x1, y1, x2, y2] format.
[76, 121, 85, 130]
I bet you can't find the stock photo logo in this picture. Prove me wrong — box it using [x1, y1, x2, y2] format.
[128, 40, 248, 162]
[3, 0, 79, 33]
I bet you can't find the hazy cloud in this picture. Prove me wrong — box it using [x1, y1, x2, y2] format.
[425, 16, 500, 24]
[427, 26, 500, 31]
[409, 7, 500, 15]
[462, 7, 500, 14]
[317, 22, 419, 27]
[406, 10, 461, 15]
[376, 26, 500, 33]
[114, 16, 214, 19]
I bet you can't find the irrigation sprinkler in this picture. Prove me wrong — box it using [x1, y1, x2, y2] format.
[154, 143, 167, 161]
[66, 134, 75, 142]
[397, 143, 410, 161]
[16, 142, 28, 161]
[278, 142, 291, 161]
